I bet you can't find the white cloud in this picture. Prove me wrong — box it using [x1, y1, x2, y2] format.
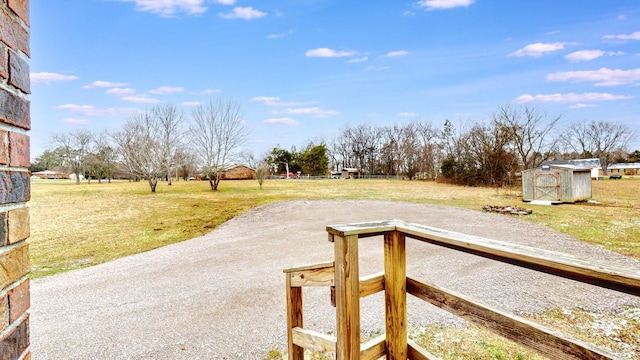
[547, 68, 640, 86]
[403, 11, 416, 16]
[221, 6, 267, 19]
[271, 107, 339, 118]
[105, 87, 137, 96]
[569, 103, 598, 109]
[263, 118, 298, 125]
[417, 0, 475, 10]
[514, 92, 632, 104]
[122, 95, 162, 104]
[213, 0, 235, 4]
[267, 30, 293, 39]
[363, 65, 390, 72]
[603, 31, 640, 42]
[190, 89, 222, 95]
[509, 42, 575, 58]
[150, 86, 185, 95]
[56, 104, 136, 117]
[179, 101, 201, 106]
[383, 50, 409, 57]
[347, 56, 368, 63]
[83, 80, 128, 89]
[252, 96, 311, 107]
[398, 112, 418, 117]
[564, 50, 623, 62]
[61, 118, 91, 125]
[306, 48, 357, 58]
[618, 14, 626, 21]
[30, 72, 79, 84]
[119, 0, 207, 17]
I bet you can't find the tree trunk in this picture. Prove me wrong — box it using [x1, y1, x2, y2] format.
[75, 171, 80, 185]
[149, 178, 158, 192]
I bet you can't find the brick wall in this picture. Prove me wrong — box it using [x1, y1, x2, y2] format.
[0, 0, 30, 359]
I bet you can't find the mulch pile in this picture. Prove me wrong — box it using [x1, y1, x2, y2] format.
[482, 205, 533, 215]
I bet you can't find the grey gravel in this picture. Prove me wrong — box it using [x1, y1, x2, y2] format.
[30, 200, 640, 359]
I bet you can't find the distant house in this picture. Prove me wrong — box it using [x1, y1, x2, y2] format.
[340, 168, 362, 179]
[31, 170, 69, 179]
[220, 165, 256, 180]
[608, 163, 640, 175]
[521, 164, 592, 203]
[541, 158, 601, 179]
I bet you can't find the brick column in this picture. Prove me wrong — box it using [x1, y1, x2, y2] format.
[0, 0, 31, 359]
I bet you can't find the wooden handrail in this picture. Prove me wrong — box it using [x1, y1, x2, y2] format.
[286, 220, 639, 359]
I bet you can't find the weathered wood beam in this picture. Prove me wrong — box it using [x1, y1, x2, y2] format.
[334, 234, 361, 360]
[385, 230, 407, 359]
[407, 277, 619, 360]
[288, 264, 335, 287]
[360, 334, 386, 360]
[291, 327, 336, 354]
[360, 272, 384, 298]
[283, 261, 334, 273]
[286, 276, 304, 360]
[407, 339, 442, 360]
[397, 221, 640, 296]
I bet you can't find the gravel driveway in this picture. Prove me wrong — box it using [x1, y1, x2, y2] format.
[30, 200, 640, 359]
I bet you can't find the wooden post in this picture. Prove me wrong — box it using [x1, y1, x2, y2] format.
[334, 234, 361, 360]
[286, 275, 305, 360]
[385, 230, 407, 359]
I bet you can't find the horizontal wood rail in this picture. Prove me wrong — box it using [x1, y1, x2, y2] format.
[284, 219, 639, 359]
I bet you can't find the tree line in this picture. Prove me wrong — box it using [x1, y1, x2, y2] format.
[33, 102, 637, 191]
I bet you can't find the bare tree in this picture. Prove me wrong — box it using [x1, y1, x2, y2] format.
[493, 104, 560, 170]
[153, 104, 185, 185]
[190, 98, 248, 190]
[255, 162, 270, 189]
[561, 120, 635, 174]
[113, 105, 184, 192]
[53, 129, 93, 184]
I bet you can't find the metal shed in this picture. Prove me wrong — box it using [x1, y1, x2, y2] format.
[521, 164, 592, 203]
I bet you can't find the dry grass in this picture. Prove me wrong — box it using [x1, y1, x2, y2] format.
[30, 177, 640, 277]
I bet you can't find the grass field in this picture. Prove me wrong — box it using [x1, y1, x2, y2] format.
[28, 177, 640, 359]
[29, 176, 640, 278]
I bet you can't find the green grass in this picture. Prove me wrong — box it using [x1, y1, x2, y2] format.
[30, 177, 640, 277]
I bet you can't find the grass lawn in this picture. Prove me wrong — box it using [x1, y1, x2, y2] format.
[29, 176, 640, 278]
[28, 177, 640, 359]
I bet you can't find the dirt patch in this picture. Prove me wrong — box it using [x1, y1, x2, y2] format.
[30, 200, 640, 359]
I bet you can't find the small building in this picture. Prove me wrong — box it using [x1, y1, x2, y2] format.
[542, 158, 601, 179]
[521, 164, 592, 203]
[31, 170, 69, 179]
[220, 165, 256, 180]
[340, 168, 362, 179]
[608, 162, 640, 175]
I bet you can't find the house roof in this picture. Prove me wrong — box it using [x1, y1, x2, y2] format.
[608, 162, 640, 169]
[542, 158, 601, 169]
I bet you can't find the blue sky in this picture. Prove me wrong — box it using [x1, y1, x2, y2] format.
[30, 0, 640, 159]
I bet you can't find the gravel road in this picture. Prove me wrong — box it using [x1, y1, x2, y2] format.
[30, 200, 640, 359]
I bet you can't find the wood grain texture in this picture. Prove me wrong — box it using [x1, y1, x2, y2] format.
[360, 334, 386, 360]
[334, 234, 361, 360]
[406, 277, 618, 360]
[286, 276, 304, 360]
[291, 327, 336, 354]
[359, 272, 384, 298]
[385, 230, 407, 360]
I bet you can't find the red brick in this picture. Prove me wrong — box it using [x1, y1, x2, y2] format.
[0, 8, 28, 56]
[7, 207, 28, 244]
[8, 279, 28, 323]
[8, 50, 28, 94]
[8, 132, 28, 167]
[0, 243, 29, 290]
[7, 0, 28, 26]
[0, 45, 6, 79]
[0, 171, 30, 204]
[0, 129, 7, 164]
[0, 316, 29, 360]
[0, 87, 30, 130]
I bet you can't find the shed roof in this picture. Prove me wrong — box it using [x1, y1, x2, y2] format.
[542, 158, 601, 168]
[608, 162, 640, 170]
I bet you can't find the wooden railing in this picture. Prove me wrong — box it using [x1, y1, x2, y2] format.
[283, 219, 640, 360]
